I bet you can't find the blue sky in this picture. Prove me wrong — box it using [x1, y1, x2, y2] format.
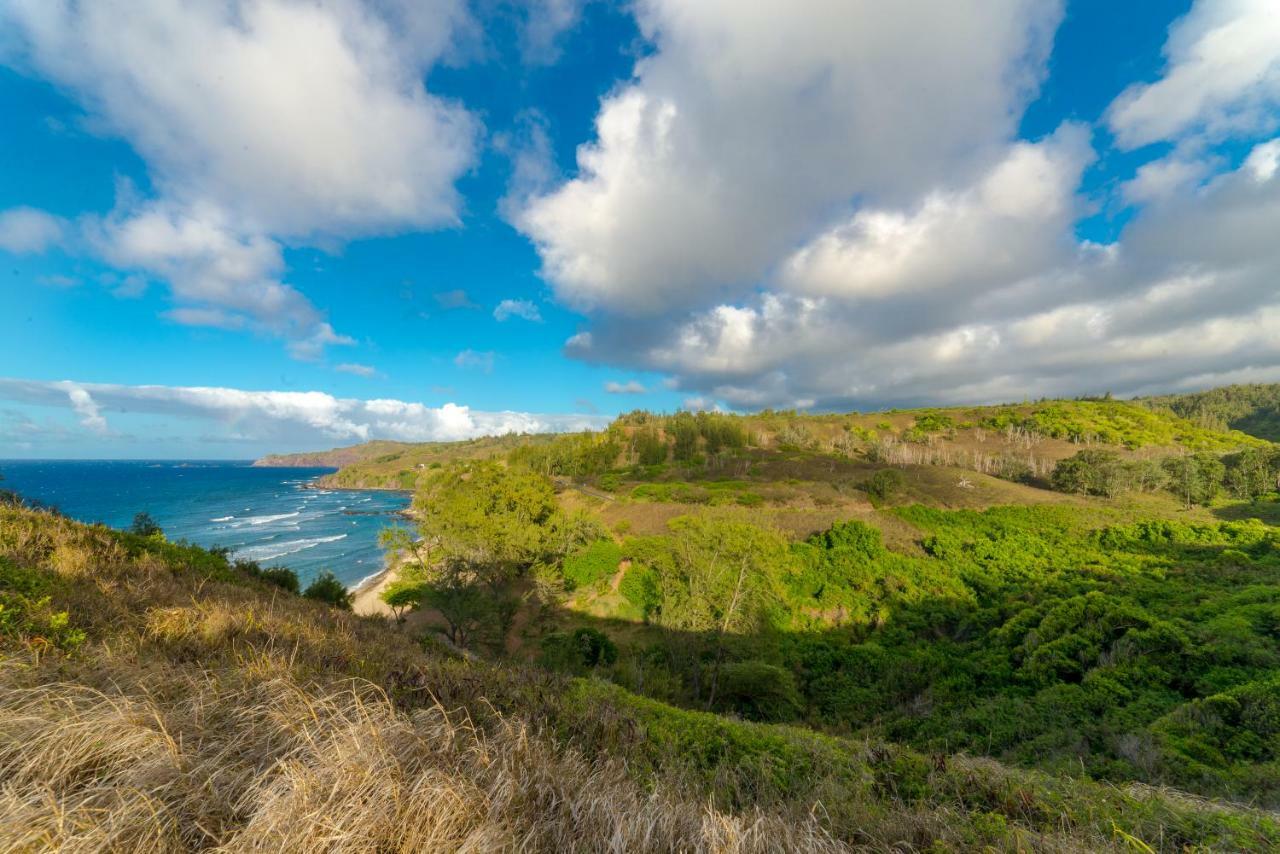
[1, 0, 1278, 458]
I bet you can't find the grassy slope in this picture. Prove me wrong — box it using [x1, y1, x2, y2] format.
[4, 504, 1279, 851]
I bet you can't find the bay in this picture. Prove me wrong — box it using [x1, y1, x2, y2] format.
[0, 460, 410, 589]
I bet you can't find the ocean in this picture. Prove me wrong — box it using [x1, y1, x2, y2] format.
[0, 460, 411, 589]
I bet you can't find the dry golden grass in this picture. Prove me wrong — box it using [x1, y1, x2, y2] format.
[0, 669, 855, 853]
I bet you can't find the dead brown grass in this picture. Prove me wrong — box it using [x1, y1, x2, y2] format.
[0, 669, 854, 853]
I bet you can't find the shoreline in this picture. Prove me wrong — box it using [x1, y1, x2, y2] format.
[304, 480, 413, 494]
[348, 564, 393, 596]
[350, 559, 401, 617]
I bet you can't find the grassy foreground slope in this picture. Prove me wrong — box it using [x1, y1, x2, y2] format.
[3, 504, 1279, 851]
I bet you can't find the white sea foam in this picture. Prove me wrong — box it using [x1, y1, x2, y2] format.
[210, 515, 235, 522]
[349, 562, 389, 593]
[233, 511, 301, 527]
[235, 533, 347, 562]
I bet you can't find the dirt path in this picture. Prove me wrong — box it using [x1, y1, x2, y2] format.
[609, 559, 631, 593]
[572, 482, 616, 502]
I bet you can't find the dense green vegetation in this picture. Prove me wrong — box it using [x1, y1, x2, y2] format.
[1050, 446, 1279, 505]
[1141, 383, 1280, 442]
[545, 504, 1280, 805]
[362, 420, 1280, 812]
[974, 399, 1266, 451]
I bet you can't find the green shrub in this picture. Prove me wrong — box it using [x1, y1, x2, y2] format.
[539, 627, 619, 671]
[234, 559, 301, 594]
[302, 571, 352, 610]
[865, 468, 905, 502]
[0, 555, 84, 653]
[715, 660, 802, 722]
[562, 539, 623, 591]
[618, 562, 659, 618]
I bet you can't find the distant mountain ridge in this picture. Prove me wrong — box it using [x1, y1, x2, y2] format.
[253, 440, 418, 470]
[256, 434, 561, 489]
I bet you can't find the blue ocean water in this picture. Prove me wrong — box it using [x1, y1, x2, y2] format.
[0, 460, 410, 589]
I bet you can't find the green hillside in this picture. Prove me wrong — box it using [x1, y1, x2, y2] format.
[1139, 384, 1280, 443]
[259, 397, 1269, 495]
[257, 433, 564, 489]
[4, 500, 1280, 851]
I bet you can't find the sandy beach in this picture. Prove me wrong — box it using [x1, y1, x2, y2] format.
[350, 564, 398, 617]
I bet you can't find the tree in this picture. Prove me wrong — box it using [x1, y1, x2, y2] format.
[416, 557, 492, 649]
[129, 512, 163, 537]
[1051, 450, 1125, 497]
[380, 579, 422, 627]
[648, 514, 789, 708]
[415, 461, 559, 587]
[303, 571, 352, 610]
[1163, 453, 1226, 508]
[865, 468, 905, 502]
[1125, 458, 1168, 494]
[383, 461, 601, 649]
[669, 412, 700, 462]
[632, 428, 668, 466]
[1224, 448, 1280, 499]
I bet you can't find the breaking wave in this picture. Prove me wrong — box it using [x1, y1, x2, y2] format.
[235, 534, 348, 562]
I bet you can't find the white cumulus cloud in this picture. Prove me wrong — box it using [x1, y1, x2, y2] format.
[0, 377, 609, 446]
[1, 0, 479, 356]
[515, 0, 1062, 315]
[633, 136, 1280, 410]
[603, 380, 646, 394]
[1107, 0, 1280, 148]
[519, 1, 1280, 411]
[0, 207, 64, 254]
[493, 299, 543, 322]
